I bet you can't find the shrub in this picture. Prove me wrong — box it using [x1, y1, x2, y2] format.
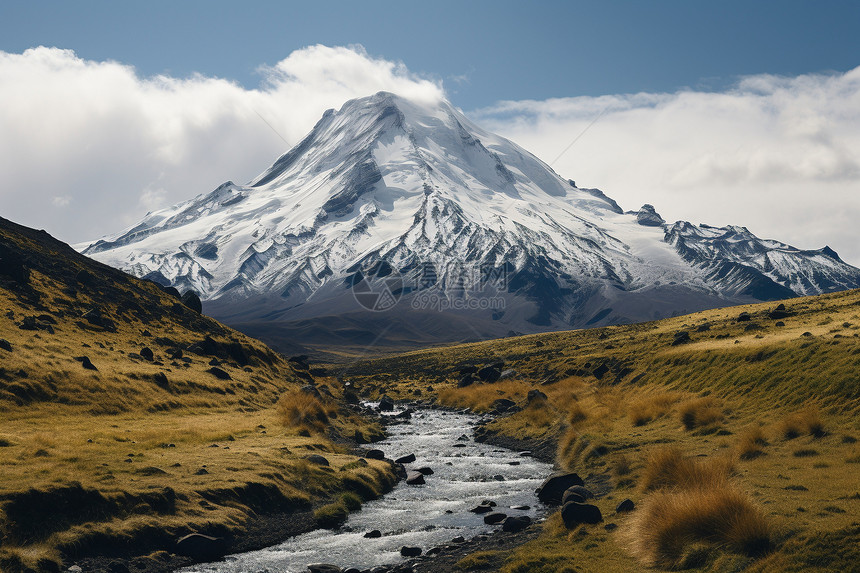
[678, 397, 723, 431]
[779, 407, 825, 439]
[639, 447, 733, 493]
[277, 389, 331, 433]
[625, 487, 771, 568]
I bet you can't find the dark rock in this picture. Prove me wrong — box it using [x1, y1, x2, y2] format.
[458, 365, 478, 376]
[457, 374, 476, 388]
[307, 564, 342, 573]
[561, 502, 603, 527]
[395, 453, 416, 464]
[477, 366, 501, 383]
[561, 491, 585, 505]
[405, 471, 425, 485]
[672, 331, 691, 345]
[207, 366, 231, 380]
[151, 372, 169, 389]
[181, 291, 203, 313]
[451, 536, 466, 543]
[769, 308, 791, 319]
[0, 338, 11, 352]
[696, 323, 711, 332]
[636, 204, 665, 226]
[74, 356, 98, 371]
[400, 546, 422, 558]
[616, 498, 635, 513]
[511, 505, 530, 510]
[194, 468, 209, 475]
[775, 321, 786, 327]
[305, 454, 330, 466]
[565, 485, 595, 500]
[378, 395, 395, 411]
[366, 449, 385, 460]
[502, 515, 532, 532]
[175, 533, 227, 561]
[483, 511, 507, 524]
[500, 368, 517, 380]
[526, 389, 547, 404]
[363, 529, 383, 538]
[416, 466, 434, 475]
[737, 312, 752, 322]
[592, 363, 609, 379]
[536, 472, 584, 505]
[470, 504, 493, 514]
[490, 398, 517, 413]
[604, 522, 618, 531]
[140, 347, 154, 361]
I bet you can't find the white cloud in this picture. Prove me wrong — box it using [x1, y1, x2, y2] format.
[0, 45, 442, 242]
[471, 67, 860, 265]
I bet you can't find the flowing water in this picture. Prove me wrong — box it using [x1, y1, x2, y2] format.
[180, 408, 553, 573]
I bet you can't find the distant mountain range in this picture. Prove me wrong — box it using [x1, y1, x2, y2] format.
[78, 92, 860, 353]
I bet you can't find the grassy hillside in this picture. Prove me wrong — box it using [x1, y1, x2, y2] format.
[0, 218, 394, 573]
[343, 288, 860, 572]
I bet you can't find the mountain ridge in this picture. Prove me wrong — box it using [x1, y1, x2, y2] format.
[78, 91, 860, 351]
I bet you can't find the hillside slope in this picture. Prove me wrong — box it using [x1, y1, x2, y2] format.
[0, 217, 394, 573]
[343, 288, 860, 572]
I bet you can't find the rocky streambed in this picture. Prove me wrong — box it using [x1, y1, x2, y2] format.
[179, 408, 553, 573]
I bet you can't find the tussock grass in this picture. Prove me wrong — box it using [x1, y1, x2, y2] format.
[277, 389, 333, 433]
[736, 425, 768, 460]
[678, 396, 724, 431]
[437, 380, 531, 412]
[779, 407, 826, 439]
[639, 447, 734, 493]
[627, 392, 679, 426]
[625, 487, 771, 568]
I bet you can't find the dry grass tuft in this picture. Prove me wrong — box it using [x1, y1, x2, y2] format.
[639, 447, 734, 493]
[277, 389, 332, 433]
[625, 487, 771, 568]
[566, 401, 588, 425]
[736, 425, 768, 460]
[779, 407, 825, 439]
[627, 392, 678, 426]
[679, 397, 724, 431]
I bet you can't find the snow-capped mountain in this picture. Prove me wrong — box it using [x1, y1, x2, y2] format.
[79, 92, 860, 350]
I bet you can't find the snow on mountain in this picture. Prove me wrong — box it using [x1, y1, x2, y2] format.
[78, 91, 860, 348]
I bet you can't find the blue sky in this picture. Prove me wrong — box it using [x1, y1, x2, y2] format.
[4, 0, 859, 109]
[1, 1, 859, 264]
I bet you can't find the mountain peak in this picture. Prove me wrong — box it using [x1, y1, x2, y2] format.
[79, 91, 860, 349]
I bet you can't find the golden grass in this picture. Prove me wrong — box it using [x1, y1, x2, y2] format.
[736, 424, 769, 460]
[678, 396, 724, 431]
[627, 392, 679, 426]
[624, 486, 771, 568]
[638, 447, 734, 493]
[779, 407, 826, 439]
[277, 389, 333, 433]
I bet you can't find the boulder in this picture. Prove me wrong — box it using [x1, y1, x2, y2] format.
[458, 365, 478, 376]
[74, 356, 98, 371]
[477, 366, 501, 383]
[395, 453, 416, 464]
[305, 454, 330, 466]
[561, 490, 585, 505]
[502, 515, 532, 532]
[416, 466, 434, 475]
[483, 511, 507, 524]
[181, 291, 203, 313]
[365, 449, 385, 460]
[526, 389, 547, 404]
[671, 331, 691, 346]
[469, 504, 493, 514]
[490, 398, 517, 413]
[175, 533, 227, 561]
[140, 347, 154, 361]
[307, 565, 342, 573]
[536, 472, 584, 505]
[363, 529, 382, 538]
[457, 374, 476, 388]
[405, 471, 425, 485]
[0, 338, 11, 352]
[400, 546, 422, 557]
[378, 395, 395, 411]
[737, 311, 752, 322]
[561, 502, 603, 527]
[565, 485, 595, 500]
[616, 498, 635, 513]
[592, 363, 609, 380]
[207, 366, 231, 380]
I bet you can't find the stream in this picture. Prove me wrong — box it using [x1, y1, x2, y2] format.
[180, 408, 553, 573]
